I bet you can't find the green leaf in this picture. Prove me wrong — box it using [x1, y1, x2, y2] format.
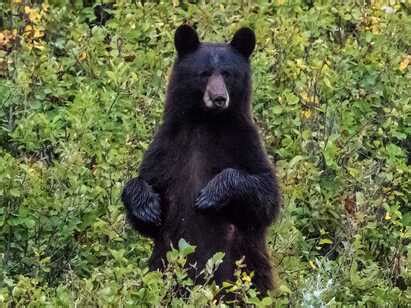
[178, 238, 195, 256]
[319, 238, 333, 245]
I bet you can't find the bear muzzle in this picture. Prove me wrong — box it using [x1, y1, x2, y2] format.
[203, 74, 230, 110]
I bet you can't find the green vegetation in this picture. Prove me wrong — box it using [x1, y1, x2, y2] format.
[0, 1, 410, 306]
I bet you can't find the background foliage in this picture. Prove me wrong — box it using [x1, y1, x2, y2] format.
[0, 0, 410, 306]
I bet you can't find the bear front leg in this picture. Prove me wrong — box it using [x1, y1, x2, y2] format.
[122, 177, 162, 238]
[194, 168, 279, 227]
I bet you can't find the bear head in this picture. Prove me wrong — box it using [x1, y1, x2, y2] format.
[165, 25, 256, 120]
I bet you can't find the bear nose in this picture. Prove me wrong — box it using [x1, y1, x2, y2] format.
[211, 95, 227, 108]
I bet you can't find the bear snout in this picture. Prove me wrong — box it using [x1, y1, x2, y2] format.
[203, 74, 230, 110]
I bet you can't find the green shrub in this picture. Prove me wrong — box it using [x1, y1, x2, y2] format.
[0, 0, 410, 306]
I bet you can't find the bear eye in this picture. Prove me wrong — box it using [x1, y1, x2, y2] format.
[222, 70, 231, 78]
[199, 70, 211, 78]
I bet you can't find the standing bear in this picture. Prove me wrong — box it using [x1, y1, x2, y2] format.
[122, 25, 281, 294]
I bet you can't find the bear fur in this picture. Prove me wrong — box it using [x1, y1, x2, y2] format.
[122, 25, 281, 294]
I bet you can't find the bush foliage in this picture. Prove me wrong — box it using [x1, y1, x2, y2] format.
[0, 0, 410, 306]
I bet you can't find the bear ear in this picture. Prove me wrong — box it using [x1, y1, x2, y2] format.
[174, 24, 200, 57]
[230, 27, 256, 58]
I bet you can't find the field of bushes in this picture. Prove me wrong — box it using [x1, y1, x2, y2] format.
[0, 1, 410, 306]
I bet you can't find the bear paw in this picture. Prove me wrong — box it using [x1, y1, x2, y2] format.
[131, 192, 162, 226]
[194, 186, 228, 211]
[122, 178, 162, 226]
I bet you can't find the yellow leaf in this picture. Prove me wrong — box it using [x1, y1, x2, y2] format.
[33, 42, 44, 50]
[241, 272, 251, 283]
[302, 109, 312, 119]
[300, 90, 317, 104]
[399, 56, 410, 71]
[41, 3, 49, 12]
[24, 25, 33, 32]
[25, 6, 42, 23]
[309, 260, 317, 269]
[33, 28, 44, 39]
[384, 212, 391, 220]
[79, 51, 87, 61]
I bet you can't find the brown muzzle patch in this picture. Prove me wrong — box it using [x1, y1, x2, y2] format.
[203, 74, 229, 109]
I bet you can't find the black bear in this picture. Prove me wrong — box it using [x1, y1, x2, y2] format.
[122, 25, 280, 294]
